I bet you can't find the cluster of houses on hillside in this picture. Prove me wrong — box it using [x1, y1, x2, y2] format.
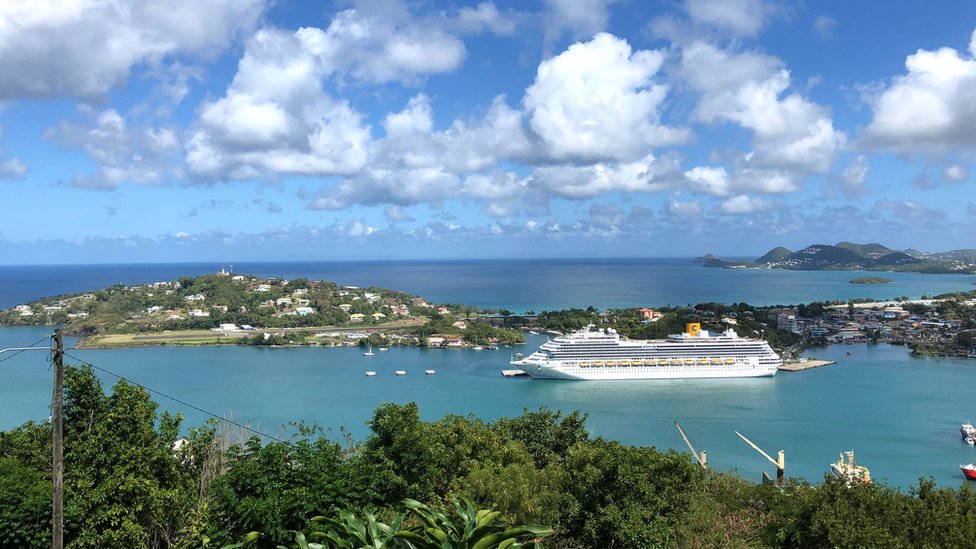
[771, 298, 976, 357]
[4, 272, 444, 330]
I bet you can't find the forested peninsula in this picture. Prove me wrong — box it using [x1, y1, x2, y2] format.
[0, 272, 523, 349]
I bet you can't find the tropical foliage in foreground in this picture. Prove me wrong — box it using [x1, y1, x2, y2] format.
[2, 364, 976, 548]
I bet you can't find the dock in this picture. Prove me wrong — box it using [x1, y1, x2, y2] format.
[778, 359, 836, 372]
[501, 369, 528, 377]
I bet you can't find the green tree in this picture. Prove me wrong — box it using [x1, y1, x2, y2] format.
[62, 365, 193, 548]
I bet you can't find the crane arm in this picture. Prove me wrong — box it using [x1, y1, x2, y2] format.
[735, 430, 781, 467]
[675, 421, 706, 468]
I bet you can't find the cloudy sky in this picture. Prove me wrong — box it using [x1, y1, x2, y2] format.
[1, 0, 975, 263]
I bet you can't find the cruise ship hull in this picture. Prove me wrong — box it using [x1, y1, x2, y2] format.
[515, 361, 777, 380]
[513, 323, 782, 381]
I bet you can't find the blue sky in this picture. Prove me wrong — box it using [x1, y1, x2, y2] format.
[1, 0, 974, 263]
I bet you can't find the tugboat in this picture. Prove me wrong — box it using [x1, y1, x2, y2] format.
[830, 451, 871, 484]
[961, 463, 976, 480]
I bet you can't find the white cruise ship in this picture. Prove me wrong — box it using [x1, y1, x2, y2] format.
[511, 323, 780, 380]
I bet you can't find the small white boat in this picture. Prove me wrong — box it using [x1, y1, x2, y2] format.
[472, 345, 484, 350]
[363, 344, 374, 356]
[528, 331, 539, 335]
[425, 369, 435, 375]
[966, 436, 976, 446]
[379, 347, 389, 352]
[365, 371, 376, 377]
[961, 423, 976, 439]
[395, 370, 406, 376]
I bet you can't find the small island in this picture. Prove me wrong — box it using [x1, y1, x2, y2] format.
[850, 277, 893, 284]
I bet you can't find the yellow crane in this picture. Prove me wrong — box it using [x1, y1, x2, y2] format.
[674, 421, 707, 469]
[735, 430, 785, 486]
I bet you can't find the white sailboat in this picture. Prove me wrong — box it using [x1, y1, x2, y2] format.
[363, 344, 375, 356]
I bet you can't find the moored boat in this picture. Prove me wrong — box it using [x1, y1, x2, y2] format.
[395, 370, 406, 376]
[830, 451, 871, 484]
[425, 369, 435, 375]
[365, 371, 376, 377]
[962, 463, 976, 480]
[961, 422, 976, 439]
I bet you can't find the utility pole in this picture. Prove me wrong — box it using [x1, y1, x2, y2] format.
[52, 329, 64, 549]
[0, 334, 65, 549]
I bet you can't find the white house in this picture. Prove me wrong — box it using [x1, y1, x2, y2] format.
[295, 307, 315, 316]
[185, 294, 206, 302]
[276, 297, 293, 306]
[255, 284, 272, 292]
[188, 309, 210, 317]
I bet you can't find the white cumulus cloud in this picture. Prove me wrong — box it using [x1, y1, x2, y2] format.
[718, 194, 771, 214]
[685, 0, 768, 37]
[45, 108, 180, 190]
[0, 127, 27, 180]
[542, 0, 620, 43]
[839, 155, 869, 195]
[524, 33, 688, 163]
[943, 164, 969, 182]
[0, 0, 266, 99]
[862, 28, 976, 154]
[679, 41, 844, 196]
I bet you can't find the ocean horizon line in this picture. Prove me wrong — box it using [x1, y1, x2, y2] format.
[0, 256, 759, 268]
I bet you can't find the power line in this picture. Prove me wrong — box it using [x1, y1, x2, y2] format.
[0, 334, 53, 364]
[62, 351, 291, 445]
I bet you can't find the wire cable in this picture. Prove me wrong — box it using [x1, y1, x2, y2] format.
[63, 351, 292, 445]
[0, 334, 53, 364]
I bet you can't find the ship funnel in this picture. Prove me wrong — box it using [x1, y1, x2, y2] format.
[686, 323, 701, 337]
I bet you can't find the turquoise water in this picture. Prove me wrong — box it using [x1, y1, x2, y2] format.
[3, 326, 974, 489]
[1, 259, 973, 311]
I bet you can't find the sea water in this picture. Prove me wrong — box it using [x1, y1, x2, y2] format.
[2, 326, 974, 490]
[1, 258, 974, 311]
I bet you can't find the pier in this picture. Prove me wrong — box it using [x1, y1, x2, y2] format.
[778, 359, 836, 372]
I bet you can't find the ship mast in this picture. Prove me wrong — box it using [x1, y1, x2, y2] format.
[674, 421, 707, 468]
[735, 430, 785, 486]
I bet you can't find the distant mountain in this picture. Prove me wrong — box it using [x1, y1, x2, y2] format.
[909, 249, 976, 263]
[692, 254, 720, 264]
[764, 244, 867, 268]
[755, 246, 792, 264]
[704, 242, 975, 273]
[835, 242, 895, 259]
[871, 251, 922, 266]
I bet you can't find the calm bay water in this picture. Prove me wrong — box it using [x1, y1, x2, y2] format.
[1, 259, 975, 489]
[1, 258, 974, 311]
[1, 326, 974, 489]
